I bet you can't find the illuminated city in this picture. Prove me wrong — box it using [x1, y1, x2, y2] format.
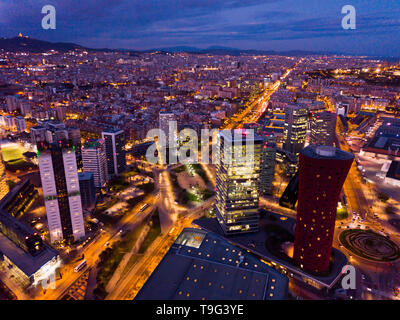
[0, 0, 399, 310]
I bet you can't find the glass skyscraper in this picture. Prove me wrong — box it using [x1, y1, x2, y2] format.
[215, 130, 262, 235]
[283, 104, 308, 156]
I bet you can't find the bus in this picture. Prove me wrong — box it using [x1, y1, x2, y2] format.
[74, 260, 87, 273]
[139, 204, 149, 212]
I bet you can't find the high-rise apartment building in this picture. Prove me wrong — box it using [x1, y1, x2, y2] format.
[260, 134, 277, 195]
[15, 116, 26, 133]
[102, 129, 126, 178]
[159, 112, 176, 147]
[215, 130, 262, 235]
[82, 139, 107, 188]
[310, 111, 337, 146]
[293, 145, 353, 274]
[38, 141, 85, 243]
[283, 104, 308, 156]
[30, 126, 47, 145]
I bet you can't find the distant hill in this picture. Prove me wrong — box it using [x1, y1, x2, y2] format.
[0, 36, 395, 60]
[0, 36, 86, 52]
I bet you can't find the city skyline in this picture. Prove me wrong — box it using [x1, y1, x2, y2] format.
[0, 1, 400, 303]
[0, 1, 399, 57]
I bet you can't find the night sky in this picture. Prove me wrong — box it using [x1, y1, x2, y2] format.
[0, 0, 399, 56]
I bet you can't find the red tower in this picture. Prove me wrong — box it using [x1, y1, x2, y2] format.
[293, 145, 353, 274]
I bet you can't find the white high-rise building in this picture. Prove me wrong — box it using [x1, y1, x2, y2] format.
[15, 116, 27, 133]
[38, 141, 85, 243]
[82, 139, 107, 188]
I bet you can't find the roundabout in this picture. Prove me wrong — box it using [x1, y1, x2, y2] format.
[339, 229, 400, 262]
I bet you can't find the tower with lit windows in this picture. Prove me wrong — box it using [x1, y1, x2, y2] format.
[38, 140, 85, 243]
[102, 129, 126, 178]
[215, 130, 262, 235]
[283, 104, 308, 156]
[293, 145, 353, 274]
[310, 111, 337, 146]
[82, 139, 107, 188]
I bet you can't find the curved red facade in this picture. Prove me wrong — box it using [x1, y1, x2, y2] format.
[293, 146, 353, 274]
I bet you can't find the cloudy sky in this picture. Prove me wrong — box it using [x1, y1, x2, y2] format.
[0, 0, 399, 56]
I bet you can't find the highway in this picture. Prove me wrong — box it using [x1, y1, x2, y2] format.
[335, 121, 400, 300]
[220, 61, 300, 130]
[34, 194, 158, 300]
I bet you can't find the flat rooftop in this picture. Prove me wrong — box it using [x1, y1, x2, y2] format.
[135, 228, 288, 300]
[0, 233, 59, 277]
[301, 145, 354, 161]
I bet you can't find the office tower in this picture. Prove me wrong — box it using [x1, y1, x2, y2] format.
[67, 127, 82, 169]
[15, 116, 26, 133]
[293, 145, 353, 274]
[279, 171, 299, 210]
[215, 130, 262, 235]
[0, 148, 9, 200]
[310, 111, 337, 146]
[159, 111, 176, 147]
[260, 134, 277, 195]
[102, 129, 126, 178]
[37, 141, 85, 243]
[78, 172, 96, 209]
[283, 104, 308, 156]
[30, 126, 47, 144]
[82, 139, 107, 188]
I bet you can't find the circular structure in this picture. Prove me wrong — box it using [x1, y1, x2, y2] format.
[339, 229, 400, 262]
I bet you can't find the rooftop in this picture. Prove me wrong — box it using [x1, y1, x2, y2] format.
[301, 145, 354, 161]
[194, 211, 348, 289]
[0, 233, 59, 277]
[135, 228, 288, 300]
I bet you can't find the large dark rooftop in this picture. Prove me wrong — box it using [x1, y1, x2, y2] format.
[135, 228, 288, 300]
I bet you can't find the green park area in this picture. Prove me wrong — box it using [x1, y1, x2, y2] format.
[336, 206, 348, 220]
[94, 209, 161, 299]
[1, 144, 26, 162]
[1, 144, 36, 172]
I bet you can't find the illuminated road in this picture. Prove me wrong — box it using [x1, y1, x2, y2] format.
[335, 125, 400, 300]
[221, 60, 301, 130]
[106, 199, 214, 300]
[31, 194, 157, 300]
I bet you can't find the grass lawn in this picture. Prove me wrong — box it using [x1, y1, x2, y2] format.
[96, 223, 147, 291]
[191, 164, 210, 184]
[138, 209, 161, 254]
[1, 144, 26, 162]
[187, 191, 199, 202]
[336, 207, 349, 220]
